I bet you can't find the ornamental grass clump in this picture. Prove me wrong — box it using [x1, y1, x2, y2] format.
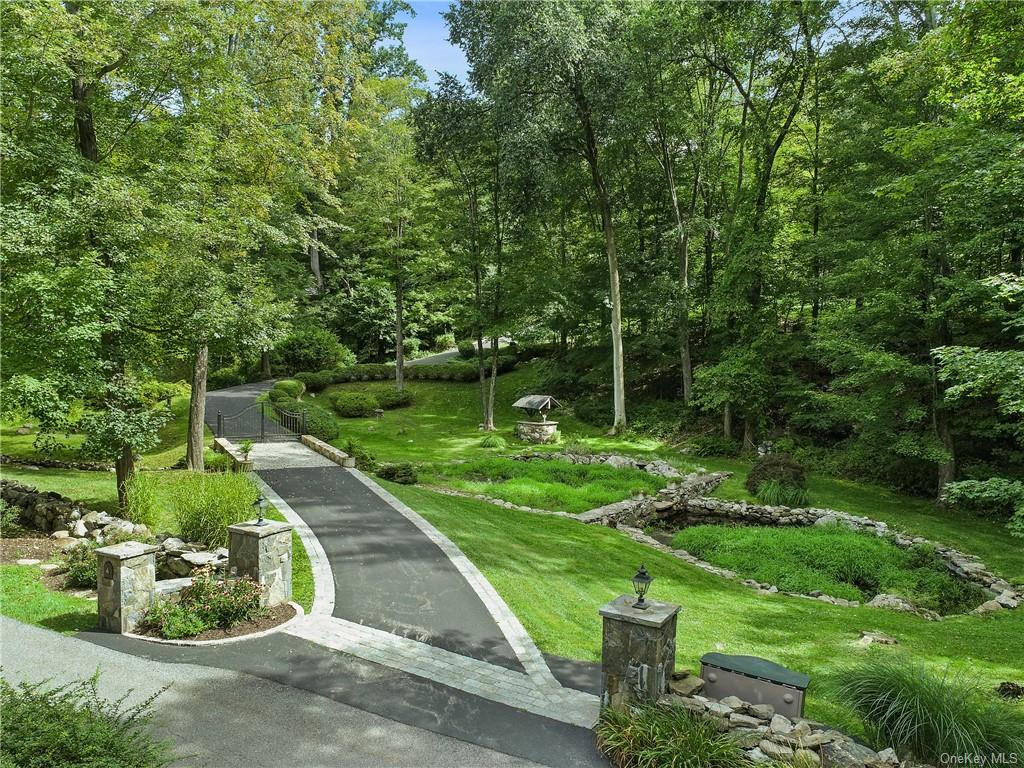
[839, 658, 1024, 762]
[596, 704, 746, 768]
[0, 675, 172, 768]
[171, 471, 259, 549]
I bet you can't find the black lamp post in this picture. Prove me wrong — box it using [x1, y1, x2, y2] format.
[632, 564, 653, 610]
[253, 494, 268, 526]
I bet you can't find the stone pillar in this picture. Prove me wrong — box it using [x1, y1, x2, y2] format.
[96, 541, 159, 633]
[599, 595, 680, 711]
[227, 520, 293, 607]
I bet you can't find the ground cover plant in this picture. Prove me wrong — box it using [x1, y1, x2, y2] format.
[839, 658, 1024, 761]
[142, 568, 265, 640]
[0, 566, 96, 634]
[671, 524, 987, 614]
[0, 675, 173, 768]
[390, 483, 1024, 734]
[596, 704, 746, 768]
[421, 456, 666, 514]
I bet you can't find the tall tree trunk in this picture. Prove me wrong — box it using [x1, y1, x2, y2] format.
[308, 228, 322, 295]
[394, 264, 404, 392]
[486, 337, 499, 431]
[261, 350, 272, 379]
[702, 189, 714, 339]
[743, 417, 756, 454]
[723, 402, 732, 439]
[810, 62, 822, 327]
[116, 444, 133, 512]
[573, 78, 626, 433]
[186, 344, 208, 471]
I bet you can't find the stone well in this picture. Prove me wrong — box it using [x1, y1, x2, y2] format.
[516, 421, 559, 444]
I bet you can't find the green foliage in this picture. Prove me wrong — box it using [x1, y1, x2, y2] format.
[0, 675, 172, 768]
[687, 436, 741, 458]
[272, 379, 306, 399]
[204, 453, 233, 473]
[61, 543, 98, 589]
[274, 329, 350, 375]
[561, 440, 593, 456]
[142, 600, 209, 640]
[376, 462, 418, 485]
[143, 569, 265, 639]
[596, 704, 746, 768]
[171, 472, 259, 549]
[376, 388, 414, 409]
[332, 364, 395, 382]
[479, 434, 507, 449]
[0, 499, 28, 537]
[457, 339, 476, 359]
[745, 453, 807, 495]
[275, 398, 338, 441]
[341, 439, 377, 472]
[426, 457, 666, 514]
[332, 391, 380, 418]
[124, 472, 159, 530]
[207, 367, 246, 390]
[434, 333, 456, 351]
[673, 524, 986, 614]
[293, 370, 334, 393]
[942, 478, 1024, 523]
[839, 659, 1024, 761]
[755, 480, 810, 508]
[239, 439, 255, 458]
[79, 378, 171, 464]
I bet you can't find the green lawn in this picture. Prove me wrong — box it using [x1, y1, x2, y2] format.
[390, 482, 1024, 736]
[0, 566, 95, 634]
[421, 456, 665, 514]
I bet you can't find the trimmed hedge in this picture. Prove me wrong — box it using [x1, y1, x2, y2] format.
[332, 391, 380, 418]
[457, 339, 476, 359]
[208, 367, 245, 390]
[272, 379, 305, 399]
[332, 364, 395, 383]
[376, 388, 414, 409]
[294, 370, 333, 393]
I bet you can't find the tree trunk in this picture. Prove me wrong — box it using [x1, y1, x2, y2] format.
[186, 344, 208, 471]
[723, 403, 732, 439]
[261, 350, 272, 379]
[394, 271, 404, 391]
[485, 336, 499, 431]
[115, 443, 134, 513]
[743, 417, 756, 454]
[573, 79, 625, 433]
[308, 228, 322, 295]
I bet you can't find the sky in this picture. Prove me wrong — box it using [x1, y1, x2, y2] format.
[398, 1, 469, 86]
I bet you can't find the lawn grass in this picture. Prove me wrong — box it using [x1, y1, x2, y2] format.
[0, 566, 95, 634]
[389, 483, 1024, 735]
[672, 524, 987, 614]
[421, 457, 665, 514]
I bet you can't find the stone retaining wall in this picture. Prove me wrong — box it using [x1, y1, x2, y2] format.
[2, 453, 112, 472]
[511, 451, 686, 480]
[300, 435, 356, 467]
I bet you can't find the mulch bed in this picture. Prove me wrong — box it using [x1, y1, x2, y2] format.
[135, 602, 297, 642]
[0, 535, 60, 565]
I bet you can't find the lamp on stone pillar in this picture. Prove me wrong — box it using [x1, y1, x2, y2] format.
[253, 494, 268, 526]
[632, 564, 653, 609]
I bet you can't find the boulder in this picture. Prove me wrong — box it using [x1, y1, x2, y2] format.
[747, 703, 775, 720]
[769, 714, 793, 735]
[971, 599, 1003, 615]
[720, 695, 745, 709]
[729, 713, 762, 728]
[795, 748, 821, 766]
[728, 727, 764, 748]
[669, 675, 705, 697]
[705, 701, 733, 717]
[995, 591, 1020, 609]
[820, 740, 880, 768]
[867, 748, 899, 767]
[181, 551, 218, 567]
[166, 557, 192, 577]
[758, 739, 794, 760]
[745, 748, 771, 764]
[50, 530, 70, 540]
[161, 537, 188, 553]
[15, 558, 41, 566]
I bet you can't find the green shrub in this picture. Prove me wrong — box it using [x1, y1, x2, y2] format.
[1, 499, 28, 537]
[377, 462, 418, 484]
[205, 452, 233, 473]
[943, 478, 1024, 521]
[376, 388, 414, 409]
[267, 387, 290, 404]
[839, 659, 1024, 762]
[274, 329, 352, 374]
[332, 391, 380, 418]
[457, 339, 477, 359]
[293, 370, 333, 393]
[272, 378, 305, 399]
[686, 435, 741, 458]
[756, 480, 810, 507]
[342, 439, 377, 472]
[124, 472, 159, 530]
[434, 332, 456, 351]
[596, 704, 745, 768]
[208, 366, 245, 390]
[562, 440, 593, 456]
[171, 471, 259, 549]
[332, 363, 394, 382]
[179, 569, 264, 627]
[142, 600, 209, 640]
[672, 524, 987, 613]
[745, 452, 806, 495]
[0, 675, 173, 768]
[480, 434, 507, 449]
[62, 542, 97, 588]
[572, 395, 612, 428]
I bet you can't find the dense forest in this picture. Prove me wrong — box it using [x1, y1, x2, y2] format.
[2, 0, 1022, 512]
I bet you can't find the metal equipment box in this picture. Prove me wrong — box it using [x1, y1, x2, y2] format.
[699, 652, 810, 719]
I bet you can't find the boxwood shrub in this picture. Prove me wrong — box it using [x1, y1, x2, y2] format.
[332, 364, 394, 383]
[293, 370, 333, 393]
[272, 379, 305, 399]
[332, 391, 380, 418]
[457, 339, 476, 359]
[376, 388, 414, 409]
[377, 462, 418, 484]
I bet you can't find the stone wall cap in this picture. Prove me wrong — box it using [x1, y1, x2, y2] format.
[95, 541, 160, 559]
[599, 594, 680, 626]
[228, 520, 294, 537]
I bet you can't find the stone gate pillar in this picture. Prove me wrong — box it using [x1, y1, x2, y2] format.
[599, 595, 680, 711]
[227, 521, 293, 607]
[96, 541, 159, 633]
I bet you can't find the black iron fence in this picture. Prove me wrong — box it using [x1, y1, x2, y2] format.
[215, 402, 305, 441]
